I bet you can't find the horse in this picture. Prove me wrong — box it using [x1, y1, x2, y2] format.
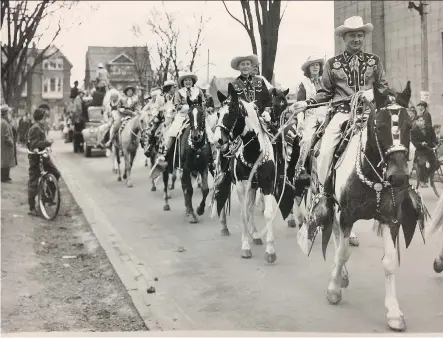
[143, 97, 178, 193]
[298, 82, 427, 331]
[213, 85, 283, 263]
[425, 194, 443, 273]
[113, 109, 148, 188]
[163, 97, 212, 222]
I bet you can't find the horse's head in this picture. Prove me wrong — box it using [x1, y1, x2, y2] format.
[187, 97, 206, 145]
[368, 81, 412, 188]
[270, 87, 289, 118]
[213, 86, 247, 151]
[161, 96, 176, 125]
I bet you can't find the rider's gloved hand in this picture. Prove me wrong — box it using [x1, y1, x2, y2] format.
[261, 110, 272, 123]
[362, 89, 374, 102]
[289, 101, 308, 113]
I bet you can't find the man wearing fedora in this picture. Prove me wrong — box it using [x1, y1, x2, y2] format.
[291, 16, 389, 246]
[228, 54, 272, 116]
[95, 63, 110, 93]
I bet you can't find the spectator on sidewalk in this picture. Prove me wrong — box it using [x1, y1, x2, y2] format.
[17, 113, 31, 145]
[1, 105, 16, 183]
[416, 101, 432, 128]
[70, 81, 79, 100]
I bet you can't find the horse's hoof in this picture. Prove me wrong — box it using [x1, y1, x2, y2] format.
[326, 289, 342, 305]
[165, 194, 171, 200]
[123, 174, 127, 180]
[117, 177, 122, 182]
[434, 258, 443, 273]
[196, 205, 205, 216]
[264, 252, 277, 263]
[169, 185, 175, 190]
[341, 274, 350, 288]
[163, 204, 170, 211]
[241, 249, 252, 259]
[287, 219, 297, 228]
[151, 186, 156, 192]
[187, 214, 198, 224]
[221, 228, 230, 236]
[388, 315, 406, 332]
[349, 236, 359, 247]
[253, 238, 263, 245]
[127, 182, 133, 188]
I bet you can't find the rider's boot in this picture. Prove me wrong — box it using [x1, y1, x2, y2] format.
[149, 137, 176, 180]
[105, 125, 116, 148]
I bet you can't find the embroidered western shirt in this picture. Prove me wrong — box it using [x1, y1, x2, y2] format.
[228, 75, 272, 114]
[309, 50, 388, 104]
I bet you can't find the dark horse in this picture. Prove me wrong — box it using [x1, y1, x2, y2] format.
[300, 82, 427, 331]
[213, 85, 281, 263]
[164, 97, 212, 223]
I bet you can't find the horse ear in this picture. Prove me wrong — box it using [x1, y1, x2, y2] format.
[373, 87, 387, 108]
[397, 80, 411, 108]
[217, 90, 227, 104]
[271, 88, 277, 97]
[283, 88, 289, 97]
[227, 83, 238, 101]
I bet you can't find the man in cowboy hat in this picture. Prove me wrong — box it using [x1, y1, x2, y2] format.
[228, 54, 272, 115]
[96, 63, 110, 93]
[105, 85, 140, 147]
[290, 16, 389, 246]
[149, 71, 206, 179]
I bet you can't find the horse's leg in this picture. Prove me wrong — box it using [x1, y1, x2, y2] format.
[163, 170, 170, 211]
[197, 174, 202, 188]
[115, 144, 122, 182]
[182, 170, 197, 223]
[150, 155, 156, 191]
[125, 150, 135, 188]
[434, 239, 443, 273]
[237, 181, 251, 259]
[220, 204, 230, 236]
[326, 215, 351, 305]
[380, 223, 406, 331]
[196, 169, 209, 216]
[247, 187, 262, 245]
[169, 168, 177, 190]
[263, 193, 276, 263]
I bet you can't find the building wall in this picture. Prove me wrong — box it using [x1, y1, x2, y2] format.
[334, 0, 443, 127]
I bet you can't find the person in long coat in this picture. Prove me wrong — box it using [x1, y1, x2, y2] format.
[1, 105, 16, 183]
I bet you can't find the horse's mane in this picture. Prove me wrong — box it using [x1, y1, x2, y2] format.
[239, 100, 268, 152]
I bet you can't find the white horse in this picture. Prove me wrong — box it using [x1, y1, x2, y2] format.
[425, 194, 443, 273]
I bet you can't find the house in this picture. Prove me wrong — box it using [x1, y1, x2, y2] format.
[17, 45, 72, 122]
[84, 46, 153, 95]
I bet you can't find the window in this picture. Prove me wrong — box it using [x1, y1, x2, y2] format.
[42, 58, 63, 70]
[42, 77, 63, 93]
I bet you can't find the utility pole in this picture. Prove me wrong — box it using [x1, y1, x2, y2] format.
[408, 0, 429, 102]
[207, 49, 210, 84]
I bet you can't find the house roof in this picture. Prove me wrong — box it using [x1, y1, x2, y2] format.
[30, 45, 73, 68]
[85, 46, 151, 81]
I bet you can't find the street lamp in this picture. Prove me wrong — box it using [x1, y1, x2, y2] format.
[408, 1, 429, 102]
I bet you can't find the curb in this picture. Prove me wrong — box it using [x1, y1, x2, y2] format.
[49, 146, 197, 332]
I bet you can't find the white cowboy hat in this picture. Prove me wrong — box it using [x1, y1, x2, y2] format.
[334, 16, 373, 37]
[123, 85, 136, 95]
[162, 80, 176, 88]
[198, 82, 210, 90]
[230, 54, 259, 71]
[301, 55, 325, 73]
[178, 72, 198, 86]
[98, 63, 104, 68]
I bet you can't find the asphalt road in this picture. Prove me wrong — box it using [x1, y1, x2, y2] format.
[51, 133, 443, 333]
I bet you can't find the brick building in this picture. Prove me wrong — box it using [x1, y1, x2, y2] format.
[334, 1, 443, 126]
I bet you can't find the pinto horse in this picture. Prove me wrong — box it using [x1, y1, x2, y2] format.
[300, 82, 428, 331]
[165, 97, 211, 222]
[213, 85, 281, 263]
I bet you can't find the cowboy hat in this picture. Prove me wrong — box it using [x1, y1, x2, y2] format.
[198, 82, 210, 90]
[230, 54, 259, 71]
[123, 85, 136, 95]
[334, 16, 373, 37]
[301, 55, 325, 73]
[178, 72, 198, 86]
[98, 63, 104, 68]
[162, 80, 176, 88]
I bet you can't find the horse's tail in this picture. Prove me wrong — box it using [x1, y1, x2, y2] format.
[426, 194, 443, 239]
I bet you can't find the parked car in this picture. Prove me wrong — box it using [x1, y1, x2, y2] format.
[81, 106, 106, 157]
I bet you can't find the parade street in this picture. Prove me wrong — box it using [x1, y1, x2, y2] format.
[51, 133, 443, 333]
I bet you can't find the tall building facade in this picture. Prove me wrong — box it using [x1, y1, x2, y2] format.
[334, 1, 443, 126]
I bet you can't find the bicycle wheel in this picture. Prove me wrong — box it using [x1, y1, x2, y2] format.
[38, 173, 61, 220]
[430, 153, 443, 197]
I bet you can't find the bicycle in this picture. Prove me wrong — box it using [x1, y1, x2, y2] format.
[411, 141, 443, 197]
[27, 147, 61, 220]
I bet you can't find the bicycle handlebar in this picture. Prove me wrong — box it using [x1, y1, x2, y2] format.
[27, 147, 51, 155]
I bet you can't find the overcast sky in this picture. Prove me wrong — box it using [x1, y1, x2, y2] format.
[10, 1, 336, 92]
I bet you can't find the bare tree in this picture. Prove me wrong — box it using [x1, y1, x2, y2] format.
[222, 0, 289, 82]
[186, 12, 211, 73]
[1, 0, 80, 110]
[128, 45, 153, 91]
